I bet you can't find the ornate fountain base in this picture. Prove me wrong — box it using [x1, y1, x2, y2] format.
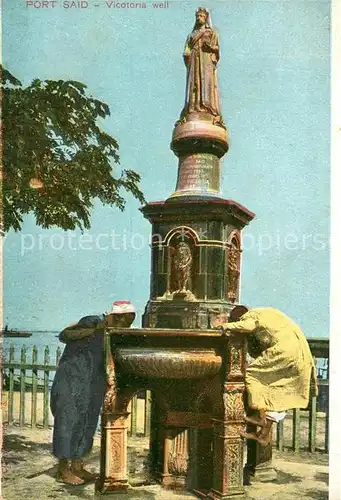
[95, 328, 247, 499]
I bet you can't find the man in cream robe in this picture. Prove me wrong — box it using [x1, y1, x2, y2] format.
[214, 306, 318, 445]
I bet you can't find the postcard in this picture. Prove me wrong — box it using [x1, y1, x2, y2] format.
[1, 1, 339, 499]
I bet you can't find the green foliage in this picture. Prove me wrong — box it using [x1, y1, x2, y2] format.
[0, 65, 145, 232]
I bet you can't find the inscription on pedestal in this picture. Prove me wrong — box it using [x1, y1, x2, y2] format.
[176, 154, 220, 194]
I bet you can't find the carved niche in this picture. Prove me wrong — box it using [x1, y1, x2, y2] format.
[172, 242, 192, 293]
[227, 232, 241, 303]
[166, 228, 198, 299]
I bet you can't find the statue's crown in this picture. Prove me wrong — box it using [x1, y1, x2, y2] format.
[196, 7, 209, 17]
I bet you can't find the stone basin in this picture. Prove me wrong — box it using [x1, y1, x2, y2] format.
[115, 348, 222, 379]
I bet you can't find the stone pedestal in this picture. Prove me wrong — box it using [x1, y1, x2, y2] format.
[96, 411, 130, 494]
[206, 337, 246, 500]
[208, 418, 244, 500]
[168, 118, 228, 199]
[141, 198, 254, 331]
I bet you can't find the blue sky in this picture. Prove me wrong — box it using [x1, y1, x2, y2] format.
[2, 0, 331, 336]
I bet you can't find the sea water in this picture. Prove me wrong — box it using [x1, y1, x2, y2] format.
[2, 331, 63, 363]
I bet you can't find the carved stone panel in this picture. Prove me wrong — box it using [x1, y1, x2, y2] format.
[230, 346, 241, 374]
[104, 336, 117, 413]
[226, 336, 247, 381]
[226, 423, 245, 438]
[223, 387, 245, 421]
[109, 435, 122, 476]
[226, 441, 243, 488]
[104, 366, 116, 413]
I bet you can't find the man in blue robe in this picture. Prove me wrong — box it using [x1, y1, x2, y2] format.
[50, 301, 136, 485]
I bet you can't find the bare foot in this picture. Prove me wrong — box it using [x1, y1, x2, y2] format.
[70, 459, 97, 482]
[254, 435, 271, 446]
[74, 468, 97, 482]
[56, 469, 85, 485]
[244, 415, 266, 427]
[240, 431, 271, 447]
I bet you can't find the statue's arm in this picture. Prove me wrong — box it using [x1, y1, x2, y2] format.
[202, 30, 220, 62]
[183, 36, 191, 66]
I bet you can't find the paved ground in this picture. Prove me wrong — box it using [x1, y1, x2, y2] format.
[1, 426, 329, 500]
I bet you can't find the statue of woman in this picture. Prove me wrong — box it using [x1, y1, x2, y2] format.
[173, 242, 192, 293]
[179, 8, 224, 127]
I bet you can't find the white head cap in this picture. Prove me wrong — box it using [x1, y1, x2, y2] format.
[111, 300, 136, 314]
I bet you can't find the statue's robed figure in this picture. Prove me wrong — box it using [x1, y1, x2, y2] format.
[180, 7, 223, 126]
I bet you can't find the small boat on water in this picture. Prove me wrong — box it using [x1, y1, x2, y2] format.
[1, 326, 32, 338]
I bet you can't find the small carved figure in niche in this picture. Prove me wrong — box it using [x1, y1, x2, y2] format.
[178, 7, 225, 127]
[227, 243, 240, 303]
[173, 242, 192, 293]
